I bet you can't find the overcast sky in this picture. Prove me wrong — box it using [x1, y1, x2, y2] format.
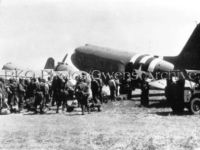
[0, 0, 200, 70]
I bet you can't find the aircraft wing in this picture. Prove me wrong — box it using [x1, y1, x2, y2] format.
[2, 62, 21, 70]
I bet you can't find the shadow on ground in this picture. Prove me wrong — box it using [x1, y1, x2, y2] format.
[155, 110, 192, 116]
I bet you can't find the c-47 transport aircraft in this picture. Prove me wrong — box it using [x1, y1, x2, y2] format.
[71, 24, 200, 75]
[42, 24, 200, 89]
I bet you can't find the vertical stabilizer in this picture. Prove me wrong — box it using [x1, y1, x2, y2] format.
[44, 57, 55, 69]
[165, 24, 200, 70]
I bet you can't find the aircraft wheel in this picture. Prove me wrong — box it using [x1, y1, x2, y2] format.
[189, 97, 200, 115]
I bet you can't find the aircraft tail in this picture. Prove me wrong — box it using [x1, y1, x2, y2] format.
[179, 24, 200, 58]
[165, 24, 200, 70]
[44, 57, 55, 69]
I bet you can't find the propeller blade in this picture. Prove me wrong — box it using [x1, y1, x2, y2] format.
[62, 53, 68, 63]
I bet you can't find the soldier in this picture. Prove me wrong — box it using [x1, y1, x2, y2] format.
[165, 77, 173, 102]
[24, 79, 30, 100]
[34, 78, 45, 114]
[29, 78, 37, 98]
[57, 76, 70, 113]
[23, 78, 31, 110]
[25, 78, 37, 111]
[108, 76, 116, 101]
[18, 78, 25, 112]
[51, 75, 60, 106]
[42, 78, 51, 110]
[54, 75, 65, 113]
[81, 72, 91, 87]
[91, 76, 102, 111]
[140, 73, 149, 107]
[95, 73, 103, 103]
[7, 79, 19, 113]
[115, 78, 120, 97]
[46, 77, 52, 105]
[0, 79, 4, 110]
[122, 73, 132, 99]
[64, 78, 75, 112]
[0, 78, 8, 112]
[75, 78, 90, 115]
[91, 76, 100, 104]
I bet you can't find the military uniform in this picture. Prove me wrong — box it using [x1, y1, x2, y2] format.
[0, 80, 7, 110]
[51, 75, 60, 106]
[108, 78, 116, 101]
[46, 78, 52, 104]
[140, 77, 149, 107]
[7, 79, 19, 112]
[126, 78, 132, 99]
[59, 78, 70, 112]
[18, 79, 25, 112]
[54, 76, 66, 113]
[91, 78, 100, 104]
[115, 79, 120, 97]
[28, 78, 37, 98]
[75, 81, 90, 115]
[34, 80, 45, 113]
[96, 77, 103, 103]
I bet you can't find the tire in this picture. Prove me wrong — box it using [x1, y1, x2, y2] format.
[189, 97, 200, 115]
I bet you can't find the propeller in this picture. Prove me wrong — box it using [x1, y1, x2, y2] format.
[61, 53, 68, 64]
[57, 53, 68, 66]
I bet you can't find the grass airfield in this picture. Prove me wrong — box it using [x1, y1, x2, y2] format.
[1, 91, 200, 150]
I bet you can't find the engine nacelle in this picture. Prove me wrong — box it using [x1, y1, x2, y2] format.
[148, 58, 174, 72]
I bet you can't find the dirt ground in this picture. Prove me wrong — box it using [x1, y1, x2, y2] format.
[1, 95, 200, 150]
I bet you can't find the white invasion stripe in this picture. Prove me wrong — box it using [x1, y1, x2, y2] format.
[140, 55, 153, 64]
[148, 58, 162, 72]
[130, 54, 143, 64]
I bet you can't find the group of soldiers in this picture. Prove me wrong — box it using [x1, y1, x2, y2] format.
[0, 77, 51, 114]
[0, 72, 150, 115]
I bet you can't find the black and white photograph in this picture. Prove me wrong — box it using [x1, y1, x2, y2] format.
[1, 0, 200, 149]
